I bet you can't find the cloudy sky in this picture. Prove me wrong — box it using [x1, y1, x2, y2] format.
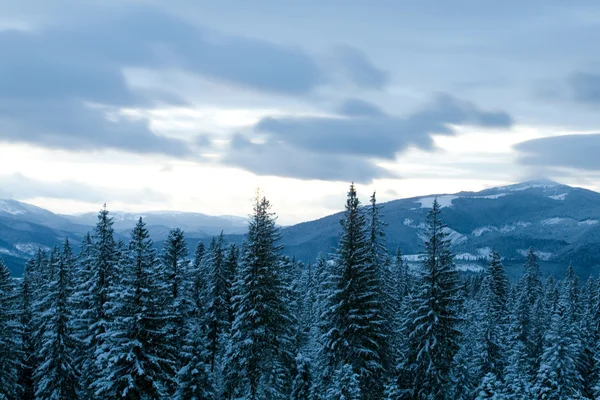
[1, 0, 600, 224]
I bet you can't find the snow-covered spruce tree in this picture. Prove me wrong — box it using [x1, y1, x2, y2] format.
[223, 195, 295, 399]
[564, 263, 581, 323]
[533, 288, 583, 399]
[96, 218, 175, 398]
[160, 227, 192, 394]
[320, 184, 385, 399]
[17, 258, 37, 400]
[452, 295, 481, 400]
[478, 250, 509, 378]
[367, 191, 394, 385]
[70, 233, 96, 398]
[33, 239, 79, 399]
[205, 233, 234, 374]
[290, 354, 313, 400]
[475, 372, 506, 400]
[176, 315, 215, 400]
[578, 277, 598, 398]
[403, 198, 462, 399]
[325, 364, 361, 400]
[0, 258, 21, 399]
[190, 241, 206, 316]
[84, 205, 119, 398]
[223, 243, 239, 325]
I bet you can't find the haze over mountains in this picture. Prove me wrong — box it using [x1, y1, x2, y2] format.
[2, 179, 600, 277]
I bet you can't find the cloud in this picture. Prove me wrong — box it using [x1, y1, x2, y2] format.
[223, 135, 393, 183]
[0, 173, 166, 203]
[0, 101, 192, 156]
[223, 94, 513, 181]
[568, 72, 600, 105]
[337, 98, 385, 117]
[0, 5, 387, 156]
[328, 45, 390, 90]
[515, 134, 600, 170]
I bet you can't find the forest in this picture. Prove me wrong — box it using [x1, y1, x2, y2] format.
[0, 183, 593, 399]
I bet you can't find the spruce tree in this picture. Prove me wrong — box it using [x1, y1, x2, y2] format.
[96, 218, 173, 398]
[160, 227, 191, 394]
[478, 250, 509, 377]
[290, 354, 313, 400]
[85, 205, 119, 398]
[223, 195, 294, 399]
[533, 289, 583, 399]
[320, 184, 385, 398]
[0, 258, 21, 399]
[404, 198, 462, 399]
[475, 372, 506, 400]
[17, 258, 37, 400]
[325, 364, 361, 400]
[205, 233, 233, 373]
[33, 239, 79, 399]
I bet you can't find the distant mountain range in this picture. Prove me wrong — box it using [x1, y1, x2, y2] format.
[3, 179, 600, 279]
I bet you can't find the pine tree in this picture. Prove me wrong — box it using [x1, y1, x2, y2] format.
[33, 239, 79, 399]
[0, 258, 21, 399]
[404, 198, 462, 399]
[223, 195, 294, 399]
[320, 184, 385, 398]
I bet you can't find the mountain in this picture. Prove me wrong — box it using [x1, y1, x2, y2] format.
[3, 179, 600, 279]
[277, 179, 600, 279]
[63, 211, 248, 239]
[0, 203, 249, 275]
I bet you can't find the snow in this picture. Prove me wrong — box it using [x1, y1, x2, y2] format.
[403, 218, 426, 229]
[455, 253, 479, 261]
[542, 218, 570, 225]
[443, 227, 468, 245]
[500, 179, 559, 192]
[477, 247, 493, 258]
[578, 219, 599, 226]
[549, 193, 568, 200]
[469, 193, 508, 200]
[416, 195, 459, 209]
[403, 254, 426, 262]
[472, 226, 497, 237]
[455, 263, 484, 272]
[0, 200, 25, 215]
[518, 249, 553, 261]
[15, 243, 49, 255]
[500, 221, 531, 232]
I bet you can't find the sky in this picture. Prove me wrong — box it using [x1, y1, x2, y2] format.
[1, 0, 600, 224]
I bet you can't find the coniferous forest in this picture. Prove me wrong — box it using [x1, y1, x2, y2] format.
[0, 183, 596, 399]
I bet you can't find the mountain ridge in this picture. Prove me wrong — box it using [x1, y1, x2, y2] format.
[2, 179, 600, 278]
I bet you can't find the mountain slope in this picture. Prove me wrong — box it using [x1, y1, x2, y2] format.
[277, 180, 600, 278]
[4, 179, 600, 278]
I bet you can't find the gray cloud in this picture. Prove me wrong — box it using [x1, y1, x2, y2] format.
[568, 73, 600, 105]
[255, 94, 512, 159]
[329, 45, 390, 90]
[515, 134, 600, 170]
[223, 135, 393, 183]
[0, 173, 166, 203]
[337, 98, 385, 117]
[222, 94, 512, 181]
[0, 5, 388, 156]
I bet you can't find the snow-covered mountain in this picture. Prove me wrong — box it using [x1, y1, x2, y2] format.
[279, 179, 600, 279]
[3, 179, 600, 278]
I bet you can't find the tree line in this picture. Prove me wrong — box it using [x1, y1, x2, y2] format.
[0, 183, 596, 399]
